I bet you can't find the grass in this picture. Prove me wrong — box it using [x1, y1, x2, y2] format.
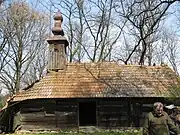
[11, 130, 142, 135]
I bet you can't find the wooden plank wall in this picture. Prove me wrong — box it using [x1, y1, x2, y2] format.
[56, 99, 78, 128]
[97, 99, 129, 128]
[16, 98, 164, 131]
[48, 45, 66, 70]
[97, 98, 159, 128]
[19, 99, 78, 131]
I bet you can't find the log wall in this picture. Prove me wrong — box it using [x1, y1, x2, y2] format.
[19, 99, 78, 131]
[97, 99, 129, 128]
[14, 98, 164, 131]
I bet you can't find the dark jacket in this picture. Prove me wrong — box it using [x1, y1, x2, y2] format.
[143, 111, 179, 135]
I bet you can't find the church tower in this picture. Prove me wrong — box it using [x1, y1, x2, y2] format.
[47, 10, 68, 71]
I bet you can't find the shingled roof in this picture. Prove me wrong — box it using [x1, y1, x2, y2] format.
[12, 62, 180, 101]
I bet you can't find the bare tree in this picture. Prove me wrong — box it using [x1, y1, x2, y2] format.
[39, 0, 180, 67]
[56, 0, 85, 62]
[21, 43, 48, 88]
[48, 0, 125, 62]
[76, 0, 126, 62]
[114, 0, 179, 65]
[0, 26, 8, 72]
[161, 28, 180, 75]
[0, 1, 48, 95]
[0, 1, 9, 72]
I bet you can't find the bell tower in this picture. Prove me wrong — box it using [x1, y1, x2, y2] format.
[47, 10, 68, 71]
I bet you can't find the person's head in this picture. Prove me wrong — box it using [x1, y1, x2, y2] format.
[153, 102, 164, 116]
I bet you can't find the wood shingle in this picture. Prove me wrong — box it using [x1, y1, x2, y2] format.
[12, 62, 180, 101]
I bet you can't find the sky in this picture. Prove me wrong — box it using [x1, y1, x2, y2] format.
[1, 0, 180, 96]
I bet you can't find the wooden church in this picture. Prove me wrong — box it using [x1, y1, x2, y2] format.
[0, 11, 180, 133]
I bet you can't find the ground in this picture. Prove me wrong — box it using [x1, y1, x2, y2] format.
[9, 130, 142, 135]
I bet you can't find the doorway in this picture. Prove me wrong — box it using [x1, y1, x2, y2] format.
[79, 102, 96, 126]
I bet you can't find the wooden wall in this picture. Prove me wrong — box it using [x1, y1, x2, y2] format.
[14, 98, 164, 131]
[18, 99, 78, 131]
[97, 99, 129, 128]
[56, 99, 78, 128]
[48, 44, 66, 70]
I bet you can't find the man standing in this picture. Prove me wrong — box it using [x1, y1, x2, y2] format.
[165, 104, 180, 130]
[143, 102, 180, 135]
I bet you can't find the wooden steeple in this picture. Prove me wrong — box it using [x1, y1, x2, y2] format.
[47, 10, 68, 71]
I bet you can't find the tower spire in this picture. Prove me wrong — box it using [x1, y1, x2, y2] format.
[52, 10, 64, 36]
[47, 10, 69, 71]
